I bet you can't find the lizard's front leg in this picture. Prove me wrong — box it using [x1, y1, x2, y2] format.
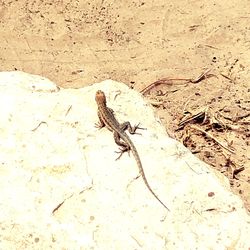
[95, 111, 105, 129]
[120, 122, 145, 135]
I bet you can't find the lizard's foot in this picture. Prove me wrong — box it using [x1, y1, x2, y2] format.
[115, 146, 130, 160]
[131, 123, 146, 135]
[94, 122, 104, 129]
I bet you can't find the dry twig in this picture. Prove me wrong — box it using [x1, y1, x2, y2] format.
[189, 124, 235, 154]
[141, 68, 216, 95]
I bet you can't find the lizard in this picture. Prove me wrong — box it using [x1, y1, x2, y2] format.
[95, 90, 169, 211]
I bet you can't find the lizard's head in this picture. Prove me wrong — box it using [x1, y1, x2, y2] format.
[95, 90, 106, 105]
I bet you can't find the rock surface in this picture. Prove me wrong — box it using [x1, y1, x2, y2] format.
[0, 71, 249, 249]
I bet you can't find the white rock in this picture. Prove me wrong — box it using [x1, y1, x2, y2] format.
[0, 71, 249, 249]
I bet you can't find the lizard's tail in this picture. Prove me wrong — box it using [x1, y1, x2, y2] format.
[130, 142, 170, 211]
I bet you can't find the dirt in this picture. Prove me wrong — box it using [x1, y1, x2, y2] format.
[0, 0, 249, 211]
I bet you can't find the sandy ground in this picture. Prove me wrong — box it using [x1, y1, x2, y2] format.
[0, 0, 249, 211]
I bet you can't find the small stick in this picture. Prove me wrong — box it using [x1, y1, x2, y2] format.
[190, 125, 235, 154]
[65, 105, 72, 116]
[189, 69, 213, 83]
[141, 69, 215, 95]
[31, 121, 47, 132]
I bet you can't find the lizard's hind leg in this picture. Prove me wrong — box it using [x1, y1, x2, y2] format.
[113, 131, 131, 160]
